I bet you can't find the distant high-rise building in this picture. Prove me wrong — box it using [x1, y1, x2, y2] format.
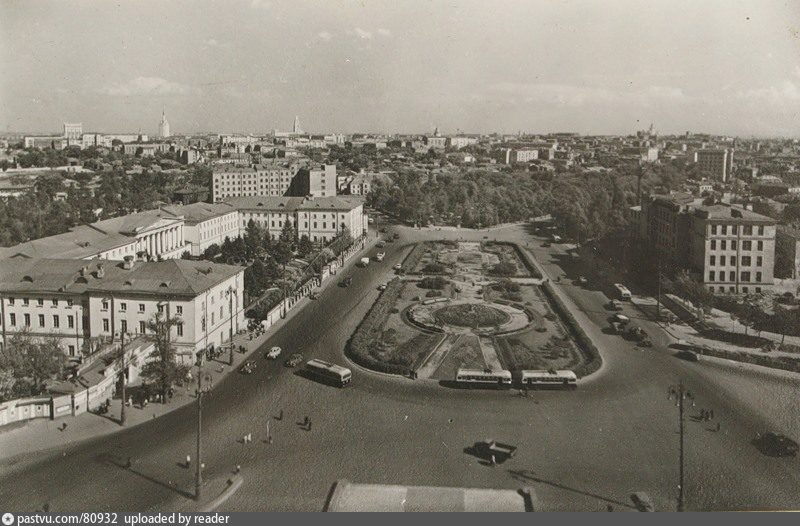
[159, 109, 171, 138]
[694, 148, 733, 182]
[293, 115, 302, 134]
[63, 123, 82, 140]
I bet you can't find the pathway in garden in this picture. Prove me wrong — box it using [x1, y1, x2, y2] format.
[477, 336, 504, 371]
[415, 334, 458, 379]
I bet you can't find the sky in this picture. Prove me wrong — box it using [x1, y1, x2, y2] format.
[1, 0, 799, 137]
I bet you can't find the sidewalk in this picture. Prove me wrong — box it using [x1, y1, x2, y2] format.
[0, 236, 377, 463]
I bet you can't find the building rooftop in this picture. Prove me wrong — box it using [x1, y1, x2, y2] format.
[692, 204, 775, 224]
[225, 195, 364, 212]
[159, 202, 236, 225]
[0, 258, 243, 297]
[0, 225, 136, 260]
[325, 480, 532, 512]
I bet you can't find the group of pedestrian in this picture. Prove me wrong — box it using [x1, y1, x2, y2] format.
[699, 408, 721, 432]
[242, 433, 253, 444]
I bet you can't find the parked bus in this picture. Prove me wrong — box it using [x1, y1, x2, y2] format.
[613, 283, 632, 300]
[455, 368, 512, 388]
[305, 359, 352, 387]
[520, 370, 578, 390]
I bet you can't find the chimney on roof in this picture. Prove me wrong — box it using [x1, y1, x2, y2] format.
[79, 266, 88, 277]
[96, 263, 105, 278]
[123, 255, 134, 270]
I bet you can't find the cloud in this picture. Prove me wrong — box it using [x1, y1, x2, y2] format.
[486, 82, 690, 107]
[350, 27, 372, 39]
[737, 80, 800, 104]
[98, 76, 196, 96]
[377, 28, 392, 37]
[318, 31, 333, 41]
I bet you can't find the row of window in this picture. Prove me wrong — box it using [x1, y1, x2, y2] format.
[708, 271, 763, 283]
[709, 255, 763, 267]
[709, 285, 762, 294]
[101, 301, 184, 315]
[710, 224, 766, 236]
[107, 319, 184, 337]
[7, 313, 75, 328]
[710, 239, 765, 251]
[6, 298, 74, 307]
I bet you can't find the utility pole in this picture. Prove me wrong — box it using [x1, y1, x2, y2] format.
[227, 287, 236, 366]
[119, 331, 128, 426]
[668, 381, 693, 511]
[195, 350, 203, 500]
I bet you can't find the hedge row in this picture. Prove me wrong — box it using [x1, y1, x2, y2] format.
[485, 241, 543, 279]
[401, 243, 428, 273]
[698, 347, 800, 373]
[345, 278, 410, 375]
[540, 281, 602, 378]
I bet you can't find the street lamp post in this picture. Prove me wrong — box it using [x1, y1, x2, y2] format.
[668, 381, 693, 511]
[226, 287, 236, 366]
[119, 331, 129, 426]
[194, 350, 210, 500]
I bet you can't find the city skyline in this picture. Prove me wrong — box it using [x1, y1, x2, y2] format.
[1, 0, 800, 138]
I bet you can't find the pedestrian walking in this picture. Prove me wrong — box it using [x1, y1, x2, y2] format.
[490, 454, 496, 466]
[185, 455, 191, 467]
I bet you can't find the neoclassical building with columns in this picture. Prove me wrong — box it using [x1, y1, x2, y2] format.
[0, 209, 189, 262]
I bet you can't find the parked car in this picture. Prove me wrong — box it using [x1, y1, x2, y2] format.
[630, 492, 655, 512]
[240, 361, 257, 374]
[675, 350, 699, 362]
[378, 283, 387, 291]
[265, 346, 282, 359]
[754, 432, 799, 457]
[308, 291, 319, 300]
[284, 353, 304, 368]
[376, 241, 386, 248]
[612, 313, 630, 324]
[393, 263, 402, 271]
[577, 276, 588, 285]
[469, 439, 517, 463]
[340, 276, 353, 287]
[375, 252, 386, 262]
[606, 300, 623, 311]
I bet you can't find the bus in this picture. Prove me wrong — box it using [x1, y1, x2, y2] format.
[305, 359, 352, 387]
[520, 370, 578, 390]
[455, 368, 512, 389]
[613, 283, 632, 300]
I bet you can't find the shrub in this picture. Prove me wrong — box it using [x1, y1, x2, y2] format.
[345, 278, 410, 375]
[418, 276, 448, 289]
[421, 262, 447, 274]
[490, 261, 517, 276]
[425, 290, 441, 298]
[540, 282, 602, 378]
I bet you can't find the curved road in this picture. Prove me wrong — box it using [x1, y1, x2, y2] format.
[0, 224, 799, 512]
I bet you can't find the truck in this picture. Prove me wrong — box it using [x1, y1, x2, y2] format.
[359, 257, 370, 266]
[471, 439, 517, 462]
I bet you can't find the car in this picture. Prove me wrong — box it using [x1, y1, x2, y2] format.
[375, 252, 386, 262]
[577, 276, 588, 285]
[630, 492, 655, 512]
[308, 291, 319, 300]
[611, 313, 630, 324]
[606, 300, 623, 311]
[284, 353, 304, 368]
[265, 346, 282, 359]
[542, 242, 552, 247]
[378, 283, 387, 291]
[393, 263, 402, 271]
[675, 350, 699, 362]
[240, 361, 257, 374]
[340, 276, 353, 287]
[376, 241, 386, 248]
[753, 432, 799, 457]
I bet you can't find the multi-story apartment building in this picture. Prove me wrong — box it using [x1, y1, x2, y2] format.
[447, 136, 478, 149]
[212, 162, 302, 202]
[212, 163, 337, 201]
[640, 193, 776, 294]
[0, 258, 245, 362]
[227, 196, 366, 243]
[687, 205, 775, 294]
[694, 148, 733, 182]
